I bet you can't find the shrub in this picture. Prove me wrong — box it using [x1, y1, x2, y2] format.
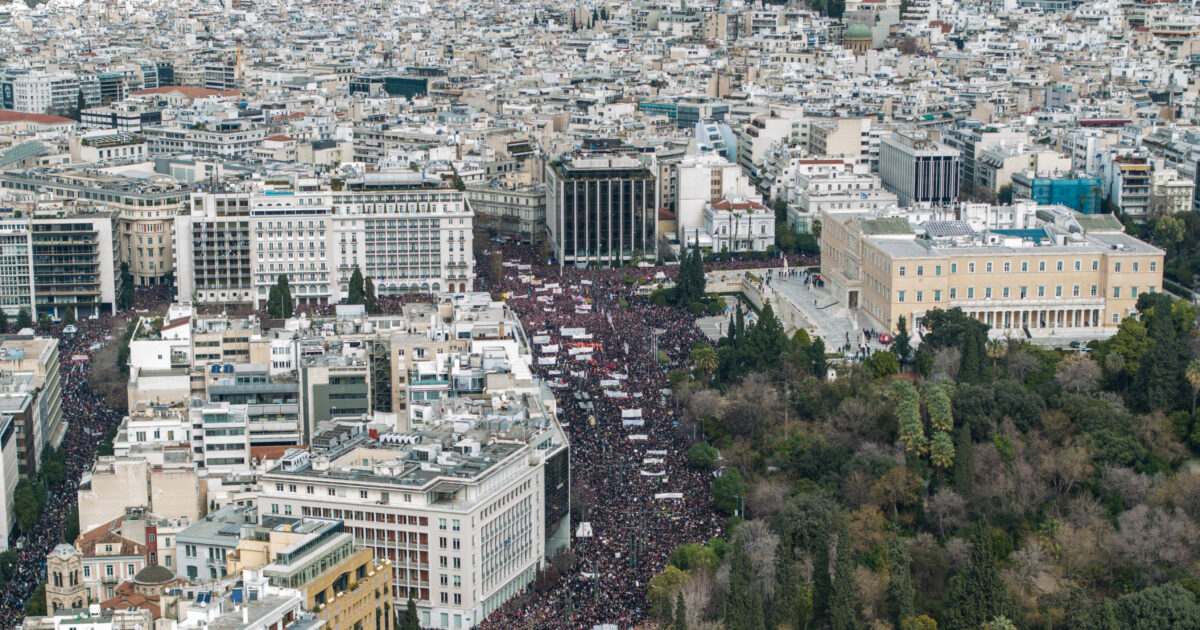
[688, 302, 704, 314]
[688, 443, 719, 469]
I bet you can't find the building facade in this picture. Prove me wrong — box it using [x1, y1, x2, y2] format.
[545, 155, 658, 267]
[880, 130, 961, 207]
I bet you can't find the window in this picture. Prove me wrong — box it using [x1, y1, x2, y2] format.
[1133, 262, 1140, 272]
[1092, 260, 1099, 271]
[934, 290, 942, 302]
[1151, 261, 1157, 272]
[439, 518, 447, 530]
[1057, 260, 1064, 271]
[1115, 262, 1122, 272]
[1002, 286, 1010, 298]
[328, 487, 336, 496]
[1003, 262, 1011, 272]
[1021, 261, 1028, 272]
[916, 291, 923, 302]
[917, 266, 924, 277]
[985, 287, 992, 298]
[105, 565, 114, 577]
[935, 265, 942, 276]
[1132, 286, 1139, 298]
[1149, 286, 1157, 293]
[306, 485, 314, 494]
[1056, 285, 1063, 297]
[127, 564, 135, 576]
[1113, 287, 1121, 298]
[1038, 286, 1045, 297]
[1039, 261, 1046, 272]
[967, 287, 975, 298]
[898, 291, 905, 303]
[899, 266, 906, 277]
[1074, 260, 1081, 271]
[968, 262, 976, 273]
[986, 262, 993, 273]
[452, 519, 460, 532]
[1090, 284, 1098, 297]
[951, 263, 958, 273]
[950, 288, 957, 299]
[1020, 286, 1027, 299]
[1113, 313, 1119, 324]
[1073, 285, 1080, 297]
[360, 490, 368, 499]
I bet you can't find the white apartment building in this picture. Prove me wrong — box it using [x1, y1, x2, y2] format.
[686, 197, 775, 252]
[143, 120, 267, 159]
[3, 71, 80, 115]
[176, 176, 474, 308]
[785, 170, 899, 233]
[675, 152, 760, 245]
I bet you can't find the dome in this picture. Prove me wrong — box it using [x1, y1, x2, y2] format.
[51, 544, 75, 557]
[133, 564, 175, 585]
[845, 23, 872, 39]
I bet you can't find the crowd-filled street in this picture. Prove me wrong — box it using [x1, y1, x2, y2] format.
[475, 245, 799, 629]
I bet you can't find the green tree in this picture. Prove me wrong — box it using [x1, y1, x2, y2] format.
[687, 443, 719, 469]
[266, 275, 294, 319]
[726, 536, 765, 630]
[38, 446, 66, 485]
[364, 276, 379, 314]
[952, 424, 974, 494]
[893, 315, 912, 364]
[1131, 297, 1191, 412]
[25, 581, 45, 616]
[118, 262, 135, 309]
[348, 267, 365, 305]
[64, 505, 79, 544]
[690, 343, 718, 380]
[399, 597, 419, 630]
[812, 521, 832, 625]
[711, 467, 745, 516]
[1154, 215, 1185, 254]
[1090, 583, 1200, 629]
[0, 550, 17, 581]
[673, 591, 687, 630]
[830, 521, 861, 630]
[37, 312, 51, 329]
[772, 538, 801, 628]
[14, 478, 45, 534]
[865, 350, 899, 378]
[941, 527, 1015, 630]
[886, 534, 916, 627]
[0, 308, 8, 333]
[16, 307, 31, 330]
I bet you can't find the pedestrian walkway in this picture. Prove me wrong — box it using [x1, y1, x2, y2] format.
[765, 271, 892, 356]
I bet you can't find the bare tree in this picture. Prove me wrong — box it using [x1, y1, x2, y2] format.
[932, 347, 961, 381]
[736, 519, 779, 599]
[1055, 354, 1101, 393]
[686, 388, 723, 422]
[1006, 348, 1040, 383]
[1115, 504, 1199, 587]
[1100, 466, 1153, 508]
[747, 480, 789, 520]
[925, 488, 969, 537]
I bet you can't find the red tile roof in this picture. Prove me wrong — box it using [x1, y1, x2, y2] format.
[711, 198, 767, 211]
[0, 110, 76, 125]
[265, 135, 296, 142]
[131, 86, 240, 99]
[252, 445, 296, 461]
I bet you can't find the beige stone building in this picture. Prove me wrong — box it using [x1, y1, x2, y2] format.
[820, 206, 1164, 336]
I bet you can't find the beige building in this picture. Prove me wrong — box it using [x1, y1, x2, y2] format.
[78, 454, 205, 535]
[0, 336, 63, 477]
[820, 206, 1164, 336]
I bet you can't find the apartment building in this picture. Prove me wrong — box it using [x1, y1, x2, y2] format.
[819, 205, 1164, 336]
[545, 154, 658, 267]
[176, 177, 474, 308]
[0, 336, 62, 477]
[252, 518, 393, 630]
[674, 152, 759, 246]
[0, 415, 15, 551]
[0, 208, 117, 319]
[143, 120, 267, 159]
[466, 182, 547, 239]
[0, 167, 187, 286]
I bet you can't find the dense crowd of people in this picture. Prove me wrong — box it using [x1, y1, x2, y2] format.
[0, 303, 135, 628]
[476, 244, 791, 629]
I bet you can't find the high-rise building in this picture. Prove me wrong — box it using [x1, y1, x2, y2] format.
[545, 154, 658, 267]
[0, 336, 63, 478]
[880, 130, 961, 206]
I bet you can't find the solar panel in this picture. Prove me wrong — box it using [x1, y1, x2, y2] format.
[925, 220, 973, 237]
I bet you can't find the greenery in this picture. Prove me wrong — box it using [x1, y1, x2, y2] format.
[672, 247, 707, 307]
[26, 581, 45, 616]
[16, 308, 31, 330]
[398, 597, 419, 630]
[266, 275, 293, 319]
[650, 287, 1200, 630]
[348, 267, 365, 306]
[118, 262, 135, 309]
[14, 477, 46, 534]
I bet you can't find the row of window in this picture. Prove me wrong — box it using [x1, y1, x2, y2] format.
[899, 259, 1157, 277]
[898, 285, 1156, 303]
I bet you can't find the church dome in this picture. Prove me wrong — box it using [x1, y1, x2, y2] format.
[845, 23, 872, 39]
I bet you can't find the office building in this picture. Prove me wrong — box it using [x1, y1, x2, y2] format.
[879, 130, 961, 206]
[545, 154, 658, 267]
[1010, 172, 1103, 214]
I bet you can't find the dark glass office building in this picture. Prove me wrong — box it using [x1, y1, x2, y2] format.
[545, 155, 658, 267]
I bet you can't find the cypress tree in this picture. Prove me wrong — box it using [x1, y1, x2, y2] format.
[772, 538, 800, 629]
[673, 591, 687, 630]
[941, 527, 1015, 630]
[0, 308, 8, 333]
[830, 521, 861, 630]
[812, 521, 831, 624]
[953, 423, 974, 494]
[365, 276, 379, 314]
[886, 535, 915, 627]
[348, 267, 365, 305]
[726, 536, 764, 630]
[894, 315, 912, 364]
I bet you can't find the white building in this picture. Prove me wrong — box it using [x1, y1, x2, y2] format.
[175, 177, 474, 308]
[786, 170, 899, 233]
[674, 153, 759, 245]
[686, 197, 775, 252]
[0, 415, 17, 550]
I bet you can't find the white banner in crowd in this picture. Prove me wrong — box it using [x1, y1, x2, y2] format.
[538, 357, 557, 365]
[646, 450, 668, 456]
[561, 327, 586, 337]
[605, 390, 628, 398]
[655, 493, 683, 500]
[532, 335, 552, 345]
[620, 409, 642, 418]
[541, 344, 559, 354]
[628, 434, 648, 441]
[643, 458, 664, 464]
[622, 419, 644, 427]
[600, 379, 620, 387]
[641, 470, 667, 477]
